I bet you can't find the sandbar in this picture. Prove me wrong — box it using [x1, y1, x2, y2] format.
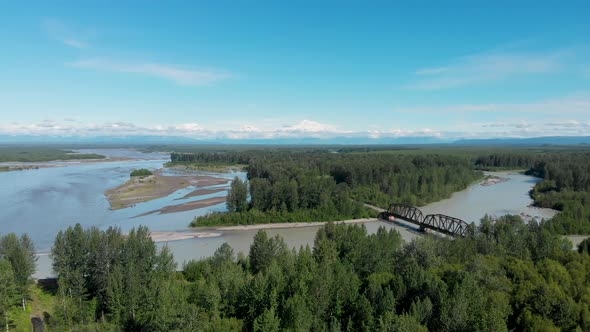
[150, 231, 222, 242]
[199, 217, 422, 243]
[133, 196, 227, 217]
[175, 188, 227, 200]
[105, 169, 229, 210]
[480, 175, 509, 186]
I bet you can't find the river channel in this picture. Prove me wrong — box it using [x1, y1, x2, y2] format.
[0, 150, 556, 278]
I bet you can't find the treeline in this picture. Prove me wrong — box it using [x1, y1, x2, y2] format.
[186, 151, 481, 226]
[30, 219, 590, 331]
[0, 234, 37, 330]
[474, 153, 540, 170]
[170, 152, 253, 165]
[49, 225, 179, 330]
[476, 151, 590, 234]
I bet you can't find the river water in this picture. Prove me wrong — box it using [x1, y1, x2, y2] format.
[0, 150, 556, 278]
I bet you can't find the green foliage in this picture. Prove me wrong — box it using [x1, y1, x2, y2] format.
[0, 259, 18, 331]
[130, 168, 153, 177]
[182, 219, 590, 330]
[0, 233, 37, 311]
[193, 206, 374, 227]
[190, 149, 482, 226]
[50, 224, 181, 331]
[249, 231, 288, 274]
[8, 215, 590, 331]
[0, 146, 104, 162]
[227, 176, 248, 212]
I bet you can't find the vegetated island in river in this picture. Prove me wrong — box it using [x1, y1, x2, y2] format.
[105, 168, 230, 210]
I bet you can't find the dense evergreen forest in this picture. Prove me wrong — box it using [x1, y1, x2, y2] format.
[171, 146, 590, 234]
[177, 151, 483, 227]
[2, 218, 590, 331]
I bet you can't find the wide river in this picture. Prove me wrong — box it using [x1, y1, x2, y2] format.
[0, 149, 556, 278]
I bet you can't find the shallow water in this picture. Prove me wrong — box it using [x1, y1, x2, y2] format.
[0, 150, 556, 277]
[419, 171, 557, 223]
[0, 149, 240, 252]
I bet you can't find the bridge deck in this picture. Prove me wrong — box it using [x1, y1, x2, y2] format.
[379, 203, 471, 237]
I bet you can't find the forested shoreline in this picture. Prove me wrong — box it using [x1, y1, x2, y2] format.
[178, 151, 483, 227]
[476, 151, 590, 234]
[172, 147, 590, 234]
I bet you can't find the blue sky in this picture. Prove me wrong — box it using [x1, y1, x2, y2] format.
[1, 1, 589, 140]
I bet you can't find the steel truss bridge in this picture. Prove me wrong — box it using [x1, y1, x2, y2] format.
[379, 203, 471, 237]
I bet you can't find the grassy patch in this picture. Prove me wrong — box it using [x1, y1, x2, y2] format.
[8, 285, 56, 331]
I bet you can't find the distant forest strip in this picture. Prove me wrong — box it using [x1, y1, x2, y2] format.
[0, 147, 104, 162]
[165, 160, 248, 173]
[173, 150, 483, 227]
[4, 219, 590, 330]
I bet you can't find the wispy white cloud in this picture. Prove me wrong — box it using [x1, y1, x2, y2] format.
[42, 19, 91, 49]
[395, 94, 590, 114]
[2, 115, 589, 141]
[544, 120, 590, 128]
[279, 120, 338, 133]
[67, 58, 232, 86]
[405, 50, 566, 90]
[481, 121, 531, 129]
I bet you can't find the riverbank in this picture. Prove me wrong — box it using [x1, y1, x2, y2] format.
[106, 169, 229, 210]
[192, 217, 422, 243]
[151, 231, 222, 242]
[211, 218, 376, 231]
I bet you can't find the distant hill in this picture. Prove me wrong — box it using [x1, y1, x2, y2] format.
[212, 136, 451, 145]
[0, 135, 450, 145]
[2, 134, 590, 146]
[453, 136, 590, 146]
